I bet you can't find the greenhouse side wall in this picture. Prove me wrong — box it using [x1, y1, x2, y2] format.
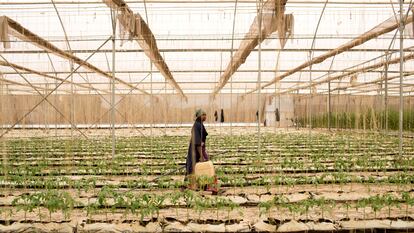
[0, 93, 271, 125]
[2, 93, 411, 130]
[294, 94, 414, 131]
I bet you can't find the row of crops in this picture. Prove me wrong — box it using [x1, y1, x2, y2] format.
[1, 131, 414, 232]
[298, 109, 414, 131]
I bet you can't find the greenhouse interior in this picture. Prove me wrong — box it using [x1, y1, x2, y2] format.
[1, 0, 414, 232]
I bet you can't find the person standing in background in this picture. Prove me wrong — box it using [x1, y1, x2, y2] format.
[275, 108, 280, 122]
[220, 109, 224, 123]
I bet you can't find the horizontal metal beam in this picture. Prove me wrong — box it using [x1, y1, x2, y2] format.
[246, 14, 414, 95]
[103, 0, 186, 100]
[5, 83, 412, 91]
[3, 16, 151, 96]
[3, 35, 406, 43]
[3, 88, 411, 96]
[2, 48, 411, 54]
[0, 60, 109, 94]
[0, 78, 63, 93]
[0, 1, 410, 5]
[1, 80, 374, 86]
[2, 70, 411, 75]
[280, 53, 414, 94]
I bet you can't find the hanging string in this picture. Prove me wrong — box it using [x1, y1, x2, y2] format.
[308, 0, 329, 135]
[110, 7, 117, 160]
[273, 51, 281, 133]
[255, 0, 263, 156]
[219, 51, 223, 137]
[51, 0, 76, 138]
[164, 66, 167, 136]
[142, 0, 155, 156]
[229, 0, 238, 138]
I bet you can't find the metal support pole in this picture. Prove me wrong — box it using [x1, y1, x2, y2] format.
[384, 56, 389, 132]
[0, 74, 6, 188]
[150, 63, 153, 154]
[257, 0, 262, 156]
[328, 80, 331, 131]
[274, 84, 277, 132]
[219, 51, 223, 136]
[164, 75, 167, 136]
[274, 50, 282, 131]
[111, 9, 116, 160]
[0, 76, 3, 133]
[398, 0, 404, 158]
[44, 82, 47, 132]
[308, 0, 328, 133]
[229, 0, 238, 137]
[326, 57, 335, 130]
[180, 96, 183, 127]
[230, 82, 233, 135]
[143, 0, 153, 156]
[278, 91, 281, 128]
[55, 73, 58, 137]
[70, 62, 74, 138]
[308, 51, 313, 136]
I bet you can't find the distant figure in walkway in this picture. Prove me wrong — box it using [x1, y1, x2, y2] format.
[220, 109, 225, 123]
[214, 110, 218, 122]
[275, 108, 280, 122]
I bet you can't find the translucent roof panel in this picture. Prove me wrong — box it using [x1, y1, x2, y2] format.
[0, 0, 413, 95]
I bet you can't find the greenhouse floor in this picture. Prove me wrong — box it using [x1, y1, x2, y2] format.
[4, 125, 413, 139]
[1, 127, 413, 232]
[2, 124, 280, 138]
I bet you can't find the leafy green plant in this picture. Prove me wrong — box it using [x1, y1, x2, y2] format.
[401, 191, 414, 219]
[169, 191, 183, 218]
[11, 194, 36, 221]
[344, 201, 352, 219]
[258, 200, 273, 217]
[43, 190, 75, 221]
[368, 195, 384, 218]
[356, 198, 368, 219]
[194, 196, 211, 220]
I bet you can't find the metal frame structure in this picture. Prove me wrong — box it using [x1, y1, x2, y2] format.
[0, 0, 413, 158]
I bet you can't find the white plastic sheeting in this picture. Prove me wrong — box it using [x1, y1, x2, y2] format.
[0, 0, 413, 95]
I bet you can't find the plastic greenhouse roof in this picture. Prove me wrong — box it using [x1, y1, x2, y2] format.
[0, 0, 413, 96]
